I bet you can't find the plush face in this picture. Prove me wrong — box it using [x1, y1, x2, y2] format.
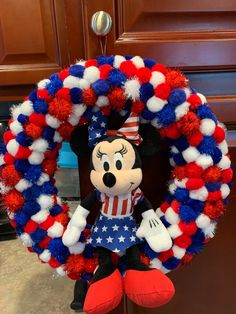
[90, 137, 142, 196]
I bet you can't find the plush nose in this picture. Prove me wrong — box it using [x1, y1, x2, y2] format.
[103, 172, 116, 188]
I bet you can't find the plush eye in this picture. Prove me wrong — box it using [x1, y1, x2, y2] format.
[114, 153, 123, 170]
[115, 160, 122, 170]
[101, 155, 110, 172]
[103, 161, 110, 171]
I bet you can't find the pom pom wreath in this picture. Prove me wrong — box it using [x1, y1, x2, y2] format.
[0, 55, 232, 283]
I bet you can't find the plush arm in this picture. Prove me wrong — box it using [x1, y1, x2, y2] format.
[62, 190, 97, 247]
[135, 197, 172, 253]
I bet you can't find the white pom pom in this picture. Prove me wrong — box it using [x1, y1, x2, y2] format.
[149, 71, 165, 88]
[20, 233, 33, 247]
[200, 118, 216, 136]
[131, 56, 144, 68]
[182, 146, 200, 163]
[15, 179, 32, 192]
[47, 222, 64, 238]
[46, 114, 61, 128]
[0, 182, 11, 194]
[156, 207, 165, 217]
[150, 258, 162, 269]
[167, 224, 182, 238]
[39, 249, 51, 262]
[114, 55, 126, 68]
[30, 138, 48, 153]
[218, 140, 228, 155]
[221, 184, 230, 199]
[183, 88, 191, 99]
[197, 93, 207, 104]
[63, 75, 79, 88]
[38, 79, 50, 89]
[217, 155, 231, 170]
[174, 178, 187, 188]
[20, 100, 34, 116]
[96, 96, 109, 107]
[169, 182, 177, 195]
[37, 195, 54, 210]
[72, 104, 87, 117]
[169, 157, 176, 167]
[190, 186, 208, 201]
[196, 154, 213, 169]
[10, 120, 23, 135]
[84, 66, 100, 83]
[165, 207, 180, 224]
[11, 105, 21, 120]
[171, 146, 179, 154]
[203, 222, 217, 238]
[196, 214, 211, 228]
[0, 154, 5, 166]
[124, 79, 140, 100]
[68, 115, 80, 126]
[28, 151, 44, 165]
[78, 78, 90, 90]
[31, 209, 48, 223]
[53, 131, 63, 143]
[175, 101, 190, 120]
[147, 96, 167, 112]
[7, 139, 19, 156]
[68, 242, 86, 254]
[37, 173, 50, 186]
[172, 245, 186, 259]
[151, 116, 162, 128]
[56, 266, 66, 276]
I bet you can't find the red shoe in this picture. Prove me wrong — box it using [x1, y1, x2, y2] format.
[83, 269, 123, 314]
[124, 269, 175, 308]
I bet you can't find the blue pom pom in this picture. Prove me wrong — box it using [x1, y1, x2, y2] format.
[187, 230, 205, 254]
[186, 199, 204, 212]
[0, 141, 6, 155]
[69, 64, 85, 78]
[196, 105, 217, 123]
[143, 242, 158, 259]
[50, 205, 62, 216]
[70, 87, 83, 104]
[33, 99, 48, 114]
[156, 105, 176, 126]
[25, 165, 42, 183]
[168, 89, 186, 107]
[42, 126, 55, 141]
[15, 226, 24, 236]
[160, 215, 171, 228]
[212, 147, 222, 164]
[23, 186, 41, 200]
[197, 136, 216, 155]
[46, 75, 63, 95]
[32, 244, 44, 254]
[14, 211, 30, 226]
[84, 244, 95, 258]
[173, 153, 186, 166]
[92, 79, 110, 95]
[162, 257, 181, 270]
[125, 55, 133, 60]
[166, 193, 174, 203]
[22, 201, 40, 216]
[30, 228, 47, 243]
[16, 132, 32, 147]
[206, 182, 221, 192]
[17, 114, 29, 124]
[29, 90, 38, 102]
[174, 137, 189, 151]
[179, 205, 198, 222]
[48, 238, 70, 264]
[140, 83, 154, 103]
[14, 159, 30, 173]
[81, 273, 93, 281]
[48, 142, 57, 151]
[108, 69, 127, 87]
[41, 181, 57, 195]
[175, 188, 189, 202]
[141, 108, 156, 120]
[144, 58, 156, 69]
[97, 55, 114, 66]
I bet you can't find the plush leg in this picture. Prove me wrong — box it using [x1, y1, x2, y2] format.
[124, 245, 175, 308]
[83, 247, 123, 314]
[70, 280, 88, 311]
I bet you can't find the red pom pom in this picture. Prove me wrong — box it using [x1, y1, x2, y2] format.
[187, 94, 202, 110]
[203, 200, 225, 219]
[1, 165, 21, 186]
[3, 153, 15, 165]
[15, 146, 31, 159]
[213, 126, 225, 143]
[68, 273, 81, 280]
[84, 259, 97, 273]
[100, 106, 111, 116]
[3, 130, 15, 144]
[25, 123, 43, 139]
[48, 257, 61, 269]
[40, 215, 55, 230]
[140, 254, 151, 266]
[207, 191, 221, 202]
[154, 83, 171, 100]
[203, 166, 221, 182]
[174, 234, 192, 248]
[57, 122, 75, 141]
[83, 88, 97, 105]
[44, 143, 62, 159]
[99, 64, 112, 80]
[3, 190, 24, 212]
[221, 168, 233, 183]
[136, 67, 151, 84]
[182, 253, 194, 264]
[177, 112, 200, 137]
[185, 163, 203, 178]
[160, 201, 169, 213]
[55, 212, 69, 226]
[24, 220, 38, 233]
[188, 130, 203, 146]
[82, 228, 91, 239]
[170, 200, 181, 213]
[61, 203, 69, 213]
[173, 166, 187, 180]
[151, 64, 168, 74]
[131, 100, 145, 114]
[39, 236, 51, 249]
[186, 178, 204, 190]
[108, 87, 126, 111]
[59, 68, 70, 80]
[48, 97, 72, 121]
[56, 88, 71, 102]
[65, 254, 85, 273]
[158, 249, 174, 262]
[8, 118, 13, 126]
[119, 60, 137, 77]
[162, 123, 180, 139]
[166, 70, 188, 89]
[42, 159, 57, 176]
[37, 89, 52, 102]
[29, 113, 46, 127]
[179, 221, 197, 236]
[85, 59, 98, 67]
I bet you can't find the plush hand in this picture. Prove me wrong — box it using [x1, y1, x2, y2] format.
[62, 204, 89, 247]
[136, 209, 172, 252]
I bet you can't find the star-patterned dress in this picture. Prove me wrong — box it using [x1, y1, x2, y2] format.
[89, 188, 144, 253]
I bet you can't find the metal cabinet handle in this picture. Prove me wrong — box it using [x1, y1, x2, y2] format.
[91, 11, 112, 36]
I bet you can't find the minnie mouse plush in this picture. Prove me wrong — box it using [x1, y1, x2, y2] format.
[63, 112, 175, 314]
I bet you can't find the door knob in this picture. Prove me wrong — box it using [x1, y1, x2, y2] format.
[91, 11, 112, 36]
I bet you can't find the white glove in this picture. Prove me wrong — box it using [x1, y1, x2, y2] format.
[136, 209, 172, 253]
[62, 205, 89, 247]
